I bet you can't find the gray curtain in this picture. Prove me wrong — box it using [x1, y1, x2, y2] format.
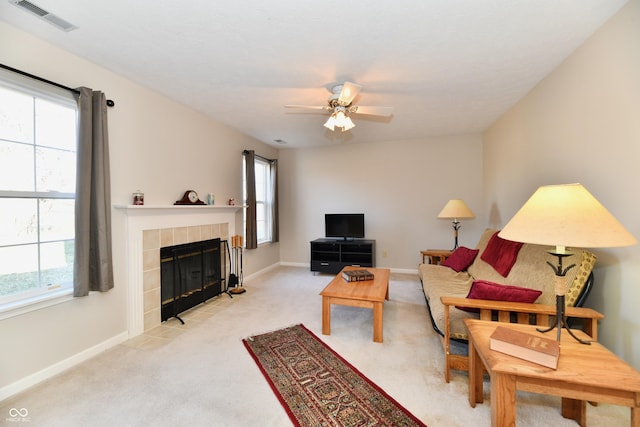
[73, 87, 114, 297]
[244, 150, 258, 249]
[270, 159, 279, 243]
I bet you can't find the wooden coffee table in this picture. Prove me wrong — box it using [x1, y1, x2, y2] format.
[465, 319, 640, 427]
[320, 267, 390, 343]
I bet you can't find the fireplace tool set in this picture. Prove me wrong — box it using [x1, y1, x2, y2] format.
[228, 235, 246, 295]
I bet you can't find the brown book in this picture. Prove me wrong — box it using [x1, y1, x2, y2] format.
[489, 326, 560, 369]
[342, 269, 374, 282]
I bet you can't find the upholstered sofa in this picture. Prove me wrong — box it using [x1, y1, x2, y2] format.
[419, 228, 603, 382]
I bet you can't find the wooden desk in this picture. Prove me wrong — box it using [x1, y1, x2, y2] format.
[465, 319, 640, 427]
[420, 249, 452, 265]
[320, 267, 390, 343]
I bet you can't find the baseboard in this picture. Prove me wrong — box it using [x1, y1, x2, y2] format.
[242, 262, 284, 283]
[278, 261, 307, 268]
[275, 262, 417, 275]
[0, 331, 129, 401]
[389, 267, 419, 275]
[267, 262, 418, 276]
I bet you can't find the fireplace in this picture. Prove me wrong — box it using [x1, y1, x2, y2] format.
[116, 204, 244, 338]
[160, 238, 225, 323]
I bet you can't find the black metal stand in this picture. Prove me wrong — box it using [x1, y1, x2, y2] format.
[228, 236, 246, 295]
[451, 220, 461, 251]
[536, 251, 591, 345]
[223, 239, 233, 298]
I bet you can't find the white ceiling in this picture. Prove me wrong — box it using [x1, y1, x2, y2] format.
[0, 0, 628, 148]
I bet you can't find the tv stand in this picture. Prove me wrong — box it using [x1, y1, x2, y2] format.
[310, 238, 375, 274]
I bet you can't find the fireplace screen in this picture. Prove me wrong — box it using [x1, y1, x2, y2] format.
[160, 238, 224, 323]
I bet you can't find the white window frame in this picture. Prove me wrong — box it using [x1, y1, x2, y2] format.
[0, 70, 77, 319]
[243, 154, 275, 246]
[254, 157, 273, 245]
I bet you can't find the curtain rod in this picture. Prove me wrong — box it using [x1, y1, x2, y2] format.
[243, 149, 275, 163]
[0, 63, 115, 107]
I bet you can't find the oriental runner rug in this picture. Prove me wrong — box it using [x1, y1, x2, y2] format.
[243, 324, 427, 427]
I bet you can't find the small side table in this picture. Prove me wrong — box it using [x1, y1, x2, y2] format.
[420, 249, 453, 265]
[465, 319, 640, 427]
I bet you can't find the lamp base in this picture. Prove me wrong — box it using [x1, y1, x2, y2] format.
[536, 294, 591, 345]
[451, 220, 461, 251]
[536, 252, 589, 344]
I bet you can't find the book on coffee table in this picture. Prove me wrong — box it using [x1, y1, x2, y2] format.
[489, 325, 560, 369]
[342, 269, 375, 282]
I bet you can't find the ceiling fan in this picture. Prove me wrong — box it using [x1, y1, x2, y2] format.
[285, 82, 394, 132]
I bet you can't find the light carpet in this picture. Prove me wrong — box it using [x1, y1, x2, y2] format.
[0, 266, 629, 426]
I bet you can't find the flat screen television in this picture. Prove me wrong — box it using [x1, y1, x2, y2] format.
[325, 213, 365, 240]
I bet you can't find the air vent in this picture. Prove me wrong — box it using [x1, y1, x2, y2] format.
[10, 0, 78, 32]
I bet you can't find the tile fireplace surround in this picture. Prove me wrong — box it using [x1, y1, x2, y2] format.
[115, 205, 243, 338]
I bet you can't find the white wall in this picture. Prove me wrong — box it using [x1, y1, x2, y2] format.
[278, 135, 485, 272]
[484, 0, 640, 367]
[0, 21, 277, 395]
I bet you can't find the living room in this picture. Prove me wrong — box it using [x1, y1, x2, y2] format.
[1, 1, 639, 424]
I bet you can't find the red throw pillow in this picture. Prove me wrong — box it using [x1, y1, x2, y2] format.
[480, 231, 524, 277]
[457, 280, 542, 313]
[441, 246, 479, 272]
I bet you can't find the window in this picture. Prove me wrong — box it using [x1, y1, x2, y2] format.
[253, 157, 273, 244]
[0, 76, 77, 313]
[243, 154, 276, 245]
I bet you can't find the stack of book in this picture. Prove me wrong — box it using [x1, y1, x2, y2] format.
[342, 269, 374, 282]
[489, 326, 560, 369]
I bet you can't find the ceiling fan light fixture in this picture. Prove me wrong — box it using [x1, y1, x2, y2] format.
[323, 115, 336, 131]
[324, 112, 356, 132]
[342, 116, 355, 131]
[324, 107, 355, 132]
[334, 109, 347, 127]
[285, 81, 392, 134]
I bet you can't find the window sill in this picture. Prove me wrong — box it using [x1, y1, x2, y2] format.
[0, 288, 73, 321]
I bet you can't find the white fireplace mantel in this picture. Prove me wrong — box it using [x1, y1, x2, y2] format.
[114, 204, 245, 212]
[115, 204, 245, 337]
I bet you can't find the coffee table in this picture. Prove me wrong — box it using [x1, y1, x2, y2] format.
[320, 267, 390, 343]
[465, 319, 640, 427]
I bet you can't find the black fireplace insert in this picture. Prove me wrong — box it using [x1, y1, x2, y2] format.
[160, 238, 225, 323]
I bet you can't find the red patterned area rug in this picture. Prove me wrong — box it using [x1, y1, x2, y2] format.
[243, 324, 427, 427]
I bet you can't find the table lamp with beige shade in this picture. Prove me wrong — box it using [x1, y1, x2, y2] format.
[438, 199, 475, 250]
[499, 183, 637, 343]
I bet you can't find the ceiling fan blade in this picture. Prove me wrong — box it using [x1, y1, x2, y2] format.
[349, 105, 394, 117]
[338, 82, 362, 106]
[284, 105, 330, 111]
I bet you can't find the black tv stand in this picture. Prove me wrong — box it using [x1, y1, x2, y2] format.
[310, 238, 375, 274]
